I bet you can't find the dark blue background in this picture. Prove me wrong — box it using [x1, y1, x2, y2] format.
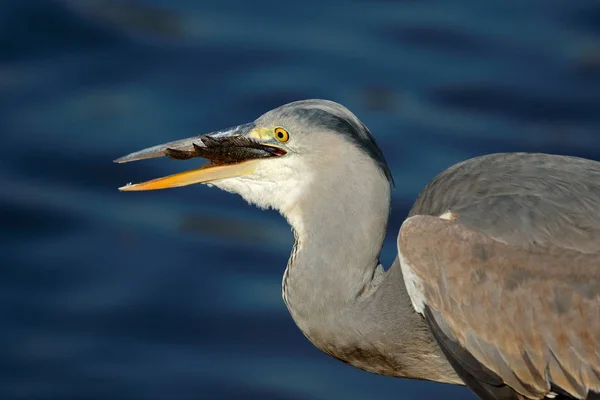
[1, 0, 599, 399]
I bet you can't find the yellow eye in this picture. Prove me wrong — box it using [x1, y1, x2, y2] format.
[274, 127, 289, 142]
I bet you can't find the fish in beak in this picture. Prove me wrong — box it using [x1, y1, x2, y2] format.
[114, 123, 286, 191]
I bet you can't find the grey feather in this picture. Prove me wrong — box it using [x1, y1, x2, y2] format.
[409, 153, 600, 253]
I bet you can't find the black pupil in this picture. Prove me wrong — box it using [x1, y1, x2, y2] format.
[278, 131, 284, 138]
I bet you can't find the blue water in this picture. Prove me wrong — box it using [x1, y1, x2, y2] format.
[1, 0, 599, 399]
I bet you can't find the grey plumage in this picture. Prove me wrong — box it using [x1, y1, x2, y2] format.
[409, 153, 600, 253]
[402, 152, 600, 399]
[116, 100, 600, 400]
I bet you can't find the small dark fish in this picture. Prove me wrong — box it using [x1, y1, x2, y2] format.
[165, 136, 283, 165]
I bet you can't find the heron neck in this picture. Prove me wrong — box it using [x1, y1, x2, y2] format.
[279, 168, 460, 384]
[280, 166, 390, 331]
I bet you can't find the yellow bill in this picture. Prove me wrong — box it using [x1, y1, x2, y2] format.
[118, 159, 259, 191]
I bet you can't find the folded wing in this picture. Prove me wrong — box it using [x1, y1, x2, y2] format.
[398, 216, 600, 399]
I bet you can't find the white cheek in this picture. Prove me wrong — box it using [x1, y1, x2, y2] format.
[211, 157, 311, 212]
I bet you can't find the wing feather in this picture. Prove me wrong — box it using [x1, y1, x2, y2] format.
[398, 215, 600, 399]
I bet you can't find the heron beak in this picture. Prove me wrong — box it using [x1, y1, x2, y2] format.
[114, 123, 286, 191]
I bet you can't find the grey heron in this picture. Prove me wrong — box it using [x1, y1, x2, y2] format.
[115, 100, 600, 400]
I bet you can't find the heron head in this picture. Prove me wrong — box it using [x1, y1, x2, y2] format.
[116, 100, 393, 213]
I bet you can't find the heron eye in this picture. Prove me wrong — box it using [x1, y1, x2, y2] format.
[274, 127, 289, 142]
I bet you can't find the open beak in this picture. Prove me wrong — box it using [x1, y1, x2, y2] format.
[114, 123, 286, 191]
